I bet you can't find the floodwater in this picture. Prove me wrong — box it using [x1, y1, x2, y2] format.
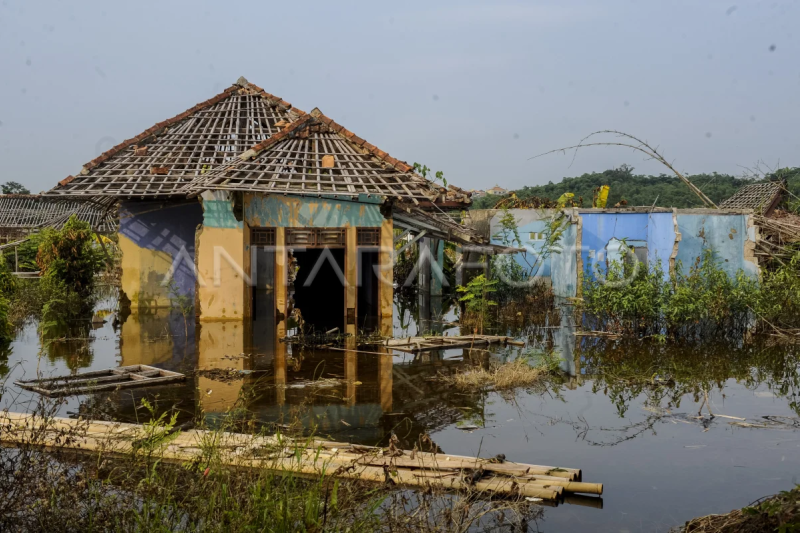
[2, 291, 800, 533]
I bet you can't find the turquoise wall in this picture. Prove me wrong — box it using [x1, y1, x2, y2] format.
[244, 194, 383, 228]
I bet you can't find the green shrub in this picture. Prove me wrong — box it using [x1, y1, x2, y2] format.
[0, 254, 16, 298]
[582, 247, 760, 336]
[37, 216, 105, 300]
[0, 296, 11, 343]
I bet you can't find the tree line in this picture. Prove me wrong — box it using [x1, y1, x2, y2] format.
[470, 165, 800, 209]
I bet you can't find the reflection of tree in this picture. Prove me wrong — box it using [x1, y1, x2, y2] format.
[0, 343, 11, 379]
[42, 323, 94, 372]
[580, 338, 800, 417]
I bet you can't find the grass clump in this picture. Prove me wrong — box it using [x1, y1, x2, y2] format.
[681, 485, 800, 533]
[444, 350, 559, 392]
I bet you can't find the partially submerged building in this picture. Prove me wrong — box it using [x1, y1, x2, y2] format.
[46, 77, 497, 340]
[488, 206, 759, 297]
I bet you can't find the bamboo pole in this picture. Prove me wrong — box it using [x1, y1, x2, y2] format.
[0, 413, 589, 501]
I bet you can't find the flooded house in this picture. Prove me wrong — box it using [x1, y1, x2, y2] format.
[44, 77, 500, 389]
[487, 206, 760, 297]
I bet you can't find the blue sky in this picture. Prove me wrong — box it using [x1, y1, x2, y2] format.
[1, 0, 798, 193]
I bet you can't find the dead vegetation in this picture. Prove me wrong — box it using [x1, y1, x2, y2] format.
[442, 358, 550, 392]
[679, 485, 800, 533]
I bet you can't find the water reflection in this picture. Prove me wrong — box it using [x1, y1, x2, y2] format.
[4, 288, 800, 531]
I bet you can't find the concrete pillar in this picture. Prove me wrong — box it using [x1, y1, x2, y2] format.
[345, 226, 358, 336]
[379, 217, 394, 329]
[455, 245, 463, 287]
[431, 238, 444, 297]
[419, 237, 431, 293]
[344, 337, 357, 407]
[196, 221, 250, 321]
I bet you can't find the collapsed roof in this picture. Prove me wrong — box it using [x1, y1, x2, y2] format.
[720, 181, 784, 216]
[181, 108, 470, 207]
[49, 77, 303, 198]
[43, 77, 508, 250]
[0, 195, 116, 233]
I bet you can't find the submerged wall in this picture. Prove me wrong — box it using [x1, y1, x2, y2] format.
[485, 208, 758, 298]
[119, 200, 203, 309]
[675, 212, 758, 278]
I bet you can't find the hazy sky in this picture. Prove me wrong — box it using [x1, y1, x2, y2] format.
[1, 0, 798, 194]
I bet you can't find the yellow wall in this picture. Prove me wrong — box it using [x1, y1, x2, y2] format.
[196, 224, 250, 321]
[119, 233, 174, 309]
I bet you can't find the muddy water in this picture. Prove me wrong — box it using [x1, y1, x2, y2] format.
[2, 294, 800, 532]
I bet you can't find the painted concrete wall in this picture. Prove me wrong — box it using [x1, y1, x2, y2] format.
[119, 200, 203, 309]
[196, 191, 250, 321]
[551, 221, 578, 297]
[675, 213, 758, 278]
[489, 210, 555, 277]
[485, 208, 755, 298]
[579, 212, 675, 281]
[244, 194, 383, 228]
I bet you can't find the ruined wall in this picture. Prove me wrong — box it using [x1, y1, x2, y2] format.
[244, 194, 383, 228]
[482, 207, 755, 298]
[489, 209, 559, 277]
[675, 212, 758, 278]
[118, 200, 203, 309]
[551, 219, 579, 297]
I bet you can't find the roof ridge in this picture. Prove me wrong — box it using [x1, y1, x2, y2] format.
[57, 79, 305, 188]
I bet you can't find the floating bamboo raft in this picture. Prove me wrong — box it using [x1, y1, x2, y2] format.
[383, 335, 525, 353]
[0, 412, 601, 502]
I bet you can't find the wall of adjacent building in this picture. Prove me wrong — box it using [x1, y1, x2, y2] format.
[484, 208, 758, 298]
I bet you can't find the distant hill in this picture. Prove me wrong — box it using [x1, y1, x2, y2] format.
[470, 165, 774, 210]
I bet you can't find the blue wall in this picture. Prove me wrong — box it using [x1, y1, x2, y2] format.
[676, 214, 757, 278]
[580, 212, 675, 281]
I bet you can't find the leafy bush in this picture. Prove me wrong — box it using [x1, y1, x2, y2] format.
[457, 274, 498, 334]
[0, 296, 11, 343]
[34, 216, 107, 332]
[0, 254, 16, 298]
[37, 216, 105, 300]
[582, 248, 760, 336]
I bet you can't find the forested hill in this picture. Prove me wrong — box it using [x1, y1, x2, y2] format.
[470, 166, 755, 209]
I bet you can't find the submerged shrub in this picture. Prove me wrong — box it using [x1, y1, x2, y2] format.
[753, 252, 800, 331]
[582, 247, 760, 336]
[37, 215, 104, 300]
[33, 216, 106, 332]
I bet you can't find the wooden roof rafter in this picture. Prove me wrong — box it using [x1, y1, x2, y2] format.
[0, 195, 117, 233]
[45, 77, 305, 199]
[182, 108, 471, 206]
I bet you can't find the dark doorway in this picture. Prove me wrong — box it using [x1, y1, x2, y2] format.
[293, 248, 345, 333]
[358, 249, 380, 332]
[251, 244, 276, 355]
